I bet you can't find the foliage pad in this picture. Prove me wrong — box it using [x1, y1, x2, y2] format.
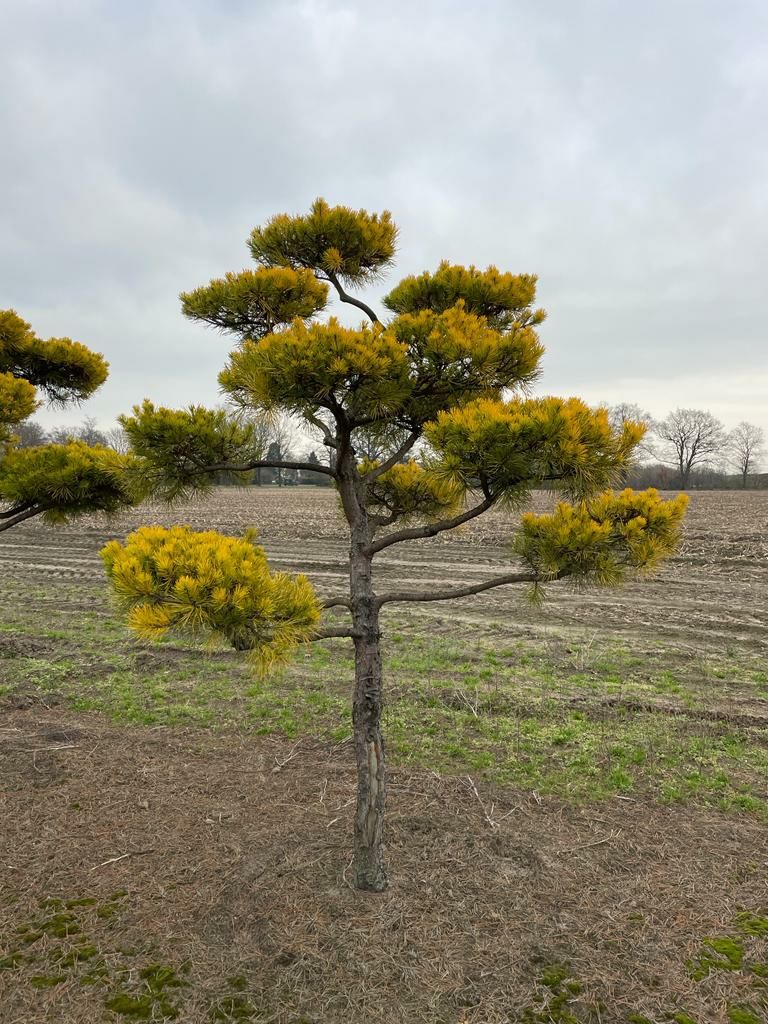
[0, 309, 136, 530]
[101, 526, 321, 670]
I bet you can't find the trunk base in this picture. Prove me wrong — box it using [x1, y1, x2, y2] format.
[353, 730, 387, 892]
[354, 863, 388, 892]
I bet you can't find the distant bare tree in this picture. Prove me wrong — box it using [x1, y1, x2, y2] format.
[607, 402, 651, 430]
[652, 408, 726, 489]
[727, 421, 764, 488]
[103, 426, 131, 454]
[47, 417, 108, 448]
[48, 425, 76, 444]
[12, 419, 49, 448]
[228, 408, 299, 484]
[606, 403, 655, 462]
[77, 416, 107, 447]
[265, 416, 298, 486]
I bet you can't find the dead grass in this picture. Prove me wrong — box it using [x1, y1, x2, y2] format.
[1, 709, 767, 1023]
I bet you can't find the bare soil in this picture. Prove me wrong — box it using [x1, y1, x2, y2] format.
[2, 709, 766, 1024]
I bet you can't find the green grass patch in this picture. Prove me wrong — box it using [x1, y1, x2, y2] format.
[1, 583, 767, 820]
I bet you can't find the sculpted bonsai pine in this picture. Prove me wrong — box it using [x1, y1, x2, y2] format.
[0, 310, 137, 532]
[102, 200, 688, 891]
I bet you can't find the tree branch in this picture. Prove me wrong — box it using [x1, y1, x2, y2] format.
[310, 626, 360, 640]
[368, 510, 400, 529]
[0, 505, 44, 532]
[0, 500, 35, 519]
[363, 432, 421, 482]
[321, 596, 352, 610]
[365, 496, 495, 555]
[304, 410, 338, 450]
[325, 270, 380, 324]
[200, 459, 337, 478]
[376, 571, 546, 607]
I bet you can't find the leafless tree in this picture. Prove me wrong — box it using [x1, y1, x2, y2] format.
[48, 425, 76, 444]
[606, 402, 655, 462]
[11, 419, 49, 447]
[727, 421, 764, 488]
[103, 426, 131, 454]
[265, 416, 298, 485]
[76, 416, 107, 447]
[652, 408, 726, 489]
[47, 417, 107, 448]
[228, 407, 299, 484]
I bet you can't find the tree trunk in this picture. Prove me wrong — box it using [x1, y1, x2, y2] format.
[337, 441, 388, 890]
[352, 617, 387, 891]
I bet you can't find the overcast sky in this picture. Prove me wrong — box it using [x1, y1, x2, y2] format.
[3, 0, 767, 448]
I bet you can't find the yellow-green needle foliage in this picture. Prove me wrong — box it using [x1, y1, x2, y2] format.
[0, 309, 108, 406]
[119, 401, 258, 499]
[387, 304, 543, 424]
[219, 304, 543, 429]
[0, 309, 138, 532]
[180, 266, 328, 341]
[219, 318, 412, 420]
[515, 488, 689, 586]
[426, 396, 644, 498]
[384, 260, 546, 333]
[0, 442, 138, 525]
[362, 458, 466, 524]
[110, 198, 688, 892]
[101, 526, 321, 670]
[0, 373, 38, 443]
[249, 198, 397, 287]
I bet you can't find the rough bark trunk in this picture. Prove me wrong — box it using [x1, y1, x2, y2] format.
[351, 614, 387, 891]
[335, 435, 388, 891]
[332, 429, 389, 890]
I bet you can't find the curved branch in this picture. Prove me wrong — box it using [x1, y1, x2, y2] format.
[321, 596, 352, 610]
[365, 496, 495, 555]
[325, 270, 380, 324]
[377, 571, 545, 607]
[304, 411, 338, 450]
[362, 432, 421, 482]
[310, 626, 360, 640]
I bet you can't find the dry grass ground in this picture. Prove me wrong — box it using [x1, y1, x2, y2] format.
[1, 488, 767, 1023]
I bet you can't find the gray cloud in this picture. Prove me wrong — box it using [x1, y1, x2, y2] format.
[2, 0, 766, 450]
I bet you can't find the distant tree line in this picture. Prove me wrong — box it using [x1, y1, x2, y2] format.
[17, 404, 766, 492]
[13, 415, 130, 454]
[607, 404, 765, 490]
[15, 412, 333, 487]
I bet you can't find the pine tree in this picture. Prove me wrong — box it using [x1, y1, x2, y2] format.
[0, 310, 137, 532]
[103, 199, 688, 891]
